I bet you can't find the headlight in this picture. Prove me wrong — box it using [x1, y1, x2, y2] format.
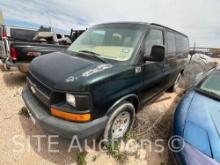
[66, 93, 90, 110]
[66, 93, 76, 107]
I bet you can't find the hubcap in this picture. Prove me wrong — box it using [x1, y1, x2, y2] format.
[111, 111, 131, 139]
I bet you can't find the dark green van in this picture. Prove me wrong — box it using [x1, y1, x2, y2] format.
[22, 22, 189, 140]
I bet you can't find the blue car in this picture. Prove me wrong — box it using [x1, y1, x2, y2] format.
[172, 67, 220, 165]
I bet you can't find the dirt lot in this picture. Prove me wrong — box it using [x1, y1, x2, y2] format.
[0, 59, 219, 165]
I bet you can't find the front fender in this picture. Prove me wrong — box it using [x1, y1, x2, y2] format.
[106, 94, 139, 116]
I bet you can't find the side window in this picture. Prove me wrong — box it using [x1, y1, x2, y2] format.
[56, 34, 62, 39]
[175, 34, 182, 52]
[166, 32, 176, 55]
[175, 34, 189, 53]
[183, 37, 189, 52]
[145, 29, 163, 56]
[0, 26, 2, 38]
[10, 28, 37, 42]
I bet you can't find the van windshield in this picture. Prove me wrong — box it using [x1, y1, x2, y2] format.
[68, 26, 144, 61]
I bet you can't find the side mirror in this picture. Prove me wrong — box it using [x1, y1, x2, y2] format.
[144, 45, 165, 62]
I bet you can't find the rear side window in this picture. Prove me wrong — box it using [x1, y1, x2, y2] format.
[184, 38, 189, 51]
[166, 32, 176, 55]
[56, 34, 62, 39]
[176, 34, 189, 53]
[145, 29, 164, 56]
[0, 26, 2, 38]
[10, 28, 37, 42]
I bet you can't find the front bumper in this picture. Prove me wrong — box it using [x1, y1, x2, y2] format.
[22, 86, 108, 140]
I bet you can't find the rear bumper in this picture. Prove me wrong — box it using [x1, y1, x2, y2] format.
[22, 86, 108, 140]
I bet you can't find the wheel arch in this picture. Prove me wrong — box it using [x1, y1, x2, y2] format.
[106, 94, 139, 116]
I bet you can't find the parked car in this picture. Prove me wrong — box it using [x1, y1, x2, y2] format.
[171, 67, 220, 165]
[22, 22, 189, 140]
[178, 53, 217, 89]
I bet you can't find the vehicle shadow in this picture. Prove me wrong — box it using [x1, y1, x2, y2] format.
[134, 89, 185, 164]
[2, 71, 26, 87]
[135, 89, 184, 140]
[19, 116, 79, 165]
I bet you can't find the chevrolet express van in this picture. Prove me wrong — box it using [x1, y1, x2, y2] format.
[22, 22, 189, 140]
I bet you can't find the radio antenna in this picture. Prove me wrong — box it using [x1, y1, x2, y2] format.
[45, 10, 53, 32]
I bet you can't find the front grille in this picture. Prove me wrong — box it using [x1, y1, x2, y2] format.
[27, 73, 52, 107]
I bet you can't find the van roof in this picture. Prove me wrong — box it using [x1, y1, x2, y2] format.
[94, 22, 188, 38]
[150, 23, 188, 38]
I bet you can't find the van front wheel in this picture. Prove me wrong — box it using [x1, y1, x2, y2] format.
[104, 101, 135, 140]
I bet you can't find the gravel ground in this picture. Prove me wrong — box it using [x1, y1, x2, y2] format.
[0, 64, 78, 165]
[2, 59, 219, 165]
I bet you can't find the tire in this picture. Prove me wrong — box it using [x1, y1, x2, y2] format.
[104, 101, 135, 140]
[167, 73, 182, 92]
[3, 63, 10, 71]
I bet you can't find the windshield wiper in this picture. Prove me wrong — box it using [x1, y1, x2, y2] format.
[78, 50, 107, 63]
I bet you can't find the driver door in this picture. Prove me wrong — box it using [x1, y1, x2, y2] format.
[141, 28, 166, 103]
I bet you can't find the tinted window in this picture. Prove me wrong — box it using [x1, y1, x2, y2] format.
[0, 26, 2, 38]
[145, 29, 163, 56]
[56, 34, 62, 39]
[10, 28, 37, 42]
[184, 38, 189, 51]
[176, 34, 189, 52]
[166, 32, 176, 55]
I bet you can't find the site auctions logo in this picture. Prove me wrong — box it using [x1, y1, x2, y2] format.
[12, 134, 185, 154]
[168, 135, 185, 152]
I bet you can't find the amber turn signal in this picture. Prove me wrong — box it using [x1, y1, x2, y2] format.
[51, 108, 91, 122]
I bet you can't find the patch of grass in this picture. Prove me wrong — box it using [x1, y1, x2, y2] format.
[105, 141, 127, 164]
[19, 107, 29, 118]
[76, 152, 87, 165]
[92, 155, 97, 162]
[123, 130, 137, 142]
[160, 162, 166, 165]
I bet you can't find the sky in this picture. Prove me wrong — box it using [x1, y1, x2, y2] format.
[0, 0, 220, 47]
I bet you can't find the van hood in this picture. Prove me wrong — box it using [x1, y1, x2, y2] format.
[29, 51, 114, 91]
